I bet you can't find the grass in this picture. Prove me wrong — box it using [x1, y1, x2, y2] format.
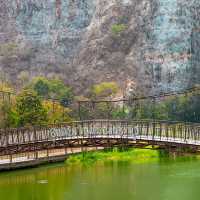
[66, 147, 168, 166]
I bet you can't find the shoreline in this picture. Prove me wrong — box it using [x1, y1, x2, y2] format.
[1, 146, 200, 171]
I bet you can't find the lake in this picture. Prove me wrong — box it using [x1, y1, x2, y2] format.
[0, 156, 200, 200]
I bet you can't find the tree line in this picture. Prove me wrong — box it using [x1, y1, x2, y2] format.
[0, 77, 199, 128]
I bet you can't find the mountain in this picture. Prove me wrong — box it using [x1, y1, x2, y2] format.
[0, 0, 199, 94]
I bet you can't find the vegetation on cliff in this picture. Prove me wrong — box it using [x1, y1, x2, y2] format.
[111, 24, 127, 35]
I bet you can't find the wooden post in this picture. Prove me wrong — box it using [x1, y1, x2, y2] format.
[33, 127, 38, 159]
[166, 123, 169, 140]
[53, 100, 56, 124]
[160, 123, 162, 140]
[81, 121, 84, 153]
[62, 106, 65, 122]
[152, 97, 156, 140]
[122, 94, 126, 120]
[184, 124, 187, 141]
[147, 123, 149, 138]
[173, 125, 176, 140]
[8, 93, 11, 104]
[5, 128, 9, 147]
[9, 154, 12, 164]
[180, 125, 183, 141]
[65, 145, 67, 155]
[126, 121, 129, 147]
[47, 149, 49, 158]
[35, 150, 38, 159]
[78, 101, 81, 120]
[107, 102, 110, 120]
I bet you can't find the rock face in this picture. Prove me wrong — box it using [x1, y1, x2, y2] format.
[0, 0, 95, 89]
[0, 0, 199, 94]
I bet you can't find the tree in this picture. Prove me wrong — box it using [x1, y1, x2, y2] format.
[91, 82, 119, 99]
[32, 77, 50, 98]
[48, 79, 73, 106]
[43, 100, 73, 123]
[28, 77, 74, 106]
[0, 101, 19, 128]
[16, 90, 47, 126]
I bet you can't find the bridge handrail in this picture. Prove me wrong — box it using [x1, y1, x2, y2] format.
[1, 119, 200, 133]
[0, 119, 199, 156]
[72, 119, 200, 125]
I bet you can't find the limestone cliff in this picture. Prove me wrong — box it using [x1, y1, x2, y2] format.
[0, 0, 199, 94]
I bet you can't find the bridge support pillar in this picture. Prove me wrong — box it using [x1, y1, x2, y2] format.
[34, 151, 38, 159]
[47, 149, 49, 158]
[9, 154, 12, 164]
[64, 146, 67, 155]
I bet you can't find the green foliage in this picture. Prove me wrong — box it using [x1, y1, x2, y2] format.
[87, 82, 119, 119]
[6, 106, 19, 128]
[16, 90, 47, 126]
[125, 94, 200, 122]
[91, 82, 119, 99]
[29, 77, 74, 107]
[33, 77, 50, 97]
[112, 106, 129, 119]
[0, 102, 19, 128]
[78, 106, 91, 120]
[111, 24, 127, 35]
[48, 79, 73, 107]
[95, 102, 111, 118]
[0, 77, 75, 128]
[66, 148, 162, 166]
[43, 100, 73, 124]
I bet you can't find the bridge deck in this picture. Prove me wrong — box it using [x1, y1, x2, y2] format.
[0, 147, 104, 171]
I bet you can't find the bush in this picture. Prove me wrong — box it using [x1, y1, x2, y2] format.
[111, 24, 127, 35]
[91, 82, 119, 99]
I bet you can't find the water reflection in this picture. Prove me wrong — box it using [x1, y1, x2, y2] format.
[0, 156, 200, 200]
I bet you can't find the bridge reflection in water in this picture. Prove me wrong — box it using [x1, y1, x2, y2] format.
[0, 119, 200, 170]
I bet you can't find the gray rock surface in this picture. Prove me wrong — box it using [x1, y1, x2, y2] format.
[0, 0, 199, 94]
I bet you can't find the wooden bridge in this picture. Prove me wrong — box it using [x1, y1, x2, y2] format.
[0, 119, 200, 170]
[2, 119, 200, 154]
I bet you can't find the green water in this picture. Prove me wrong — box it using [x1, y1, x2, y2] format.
[0, 157, 200, 200]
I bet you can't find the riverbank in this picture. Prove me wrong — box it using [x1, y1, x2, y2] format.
[66, 147, 200, 166]
[65, 147, 169, 165]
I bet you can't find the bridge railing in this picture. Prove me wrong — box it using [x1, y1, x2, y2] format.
[0, 120, 200, 150]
